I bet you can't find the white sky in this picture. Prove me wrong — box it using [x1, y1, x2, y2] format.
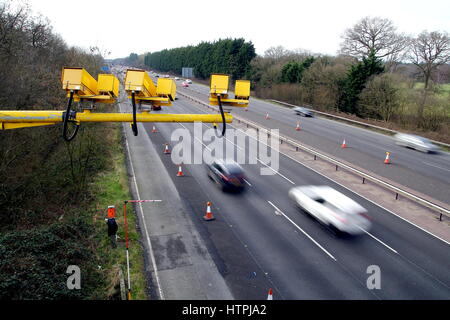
[25, 0, 450, 59]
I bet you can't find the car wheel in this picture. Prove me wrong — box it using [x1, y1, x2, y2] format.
[328, 224, 342, 237]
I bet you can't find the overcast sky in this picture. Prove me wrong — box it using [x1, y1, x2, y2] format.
[25, 0, 450, 59]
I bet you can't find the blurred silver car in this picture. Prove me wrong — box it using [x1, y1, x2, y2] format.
[289, 186, 372, 235]
[394, 133, 439, 153]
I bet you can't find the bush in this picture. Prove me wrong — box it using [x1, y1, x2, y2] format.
[0, 216, 105, 299]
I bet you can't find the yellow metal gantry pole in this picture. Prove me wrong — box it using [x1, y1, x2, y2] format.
[0, 110, 232, 130]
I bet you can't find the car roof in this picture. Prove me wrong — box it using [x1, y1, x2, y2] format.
[293, 185, 366, 213]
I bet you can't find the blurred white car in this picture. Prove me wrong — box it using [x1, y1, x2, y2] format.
[289, 186, 372, 235]
[394, 133, 439, 153]
[185, 79, 192, 84]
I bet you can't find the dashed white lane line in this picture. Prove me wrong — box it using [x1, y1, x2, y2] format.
[358, 228, 398, 254]
[177, 96, 450, 246]
[267, 201, 337, 261]
[422, 161, 450, 172]
[244, 179, 252, 187]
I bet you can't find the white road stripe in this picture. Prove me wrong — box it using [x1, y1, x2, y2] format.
[244, 179, 252, 187]
[267, 201, 337, 261]
[358, 228, 398, 254]
[177, 94, 450, 246]
[422, 161, 450, 172]
[123, 125, 165, 300]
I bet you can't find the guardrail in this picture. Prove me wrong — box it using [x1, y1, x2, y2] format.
[178, 91, 450, 221]
[270, 99, 450, 149]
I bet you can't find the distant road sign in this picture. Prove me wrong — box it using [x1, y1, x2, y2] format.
[182, 67, 194, 78]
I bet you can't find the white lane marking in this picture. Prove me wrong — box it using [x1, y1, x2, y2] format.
[244, 179, 252, 187]
[267, 200, 282, 216]
[220, 126, 295, 185]
[123, 125, 165, 300]
[179, 119, 296, 185]
[422, 161, 450, 172]
[267, 201, 337, 261]
[178, 94, 450, 246]
[358, 228, 398, 254]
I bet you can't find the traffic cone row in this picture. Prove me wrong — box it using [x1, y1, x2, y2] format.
[203, 201, 215, 221]
[163, 143, 171, 154]
[338, 139, 390, 164]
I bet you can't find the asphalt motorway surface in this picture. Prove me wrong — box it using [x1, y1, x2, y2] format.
[179, 82, 450, 206]
[127, 93, 450, 299]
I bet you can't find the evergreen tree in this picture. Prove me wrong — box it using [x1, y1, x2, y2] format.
[143, 38, 256, 79]
[339, 50, 384, 115]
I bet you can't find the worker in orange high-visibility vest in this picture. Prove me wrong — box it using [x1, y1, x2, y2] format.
[105, 205, 118, 248]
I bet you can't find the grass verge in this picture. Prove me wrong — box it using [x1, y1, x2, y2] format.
[89, 122, 147, 300]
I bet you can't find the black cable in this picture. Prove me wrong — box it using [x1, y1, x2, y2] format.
[131, 91, 138, 136]
[213, 95, 226, 138]
[62, 91, 80, 142]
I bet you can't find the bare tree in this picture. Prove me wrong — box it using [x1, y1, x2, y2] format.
[409, 30, 450, 119]
[264, 46, 290, 60]
[339, 16, 408, 64]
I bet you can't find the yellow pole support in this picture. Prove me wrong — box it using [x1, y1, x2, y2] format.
[0, 110, 233, 130]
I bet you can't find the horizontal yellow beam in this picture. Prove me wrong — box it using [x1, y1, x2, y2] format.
[209, 98, 249, 107]
[0, 110, 232, 130]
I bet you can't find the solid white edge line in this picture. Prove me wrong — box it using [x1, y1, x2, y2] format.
[267, 201, 337, 261]
[123, 124, 165, 300]
[244, 179, 252, 187]
[179, 92, 450, 247]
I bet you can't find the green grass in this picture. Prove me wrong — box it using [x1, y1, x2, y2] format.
[89, 123, 147, 300]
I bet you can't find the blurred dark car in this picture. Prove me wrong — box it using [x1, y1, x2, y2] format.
[207, 159, 246, 191]
[293, 106, 313, 117]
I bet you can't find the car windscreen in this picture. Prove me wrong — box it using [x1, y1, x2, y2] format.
[224, 164, 243, 175]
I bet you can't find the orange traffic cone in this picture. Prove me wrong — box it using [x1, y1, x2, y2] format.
[177, 164, 184, 177]
[265, 113, 270, 119]
[341, 139, 347, 148]
[267, 288, 273, 300]
[384, 152, 391, 164]
[295, 122, 301, 131]
[163, 143, 171, 154]
[151, 126, 158, 133]
[203, 202, 215, 221]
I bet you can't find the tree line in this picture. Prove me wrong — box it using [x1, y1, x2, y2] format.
[143, 38, 256, 79]
[249, 17, 449, 135]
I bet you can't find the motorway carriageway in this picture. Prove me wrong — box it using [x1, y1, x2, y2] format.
[179, 82, 450, 206]
[134, 95, 450, 299]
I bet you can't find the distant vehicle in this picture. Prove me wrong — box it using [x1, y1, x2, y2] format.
[155, 74, 159, 77]
[394, 133, 439, 153]
[207, 159, 246, 191]
[175, 77, 180, 81]
[185, 79, 192, 84]
[289, 185, 372, 235]
[181, 82, 189, 87]
[152, 105, 161, 111]
[293, 106, 313, 117]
